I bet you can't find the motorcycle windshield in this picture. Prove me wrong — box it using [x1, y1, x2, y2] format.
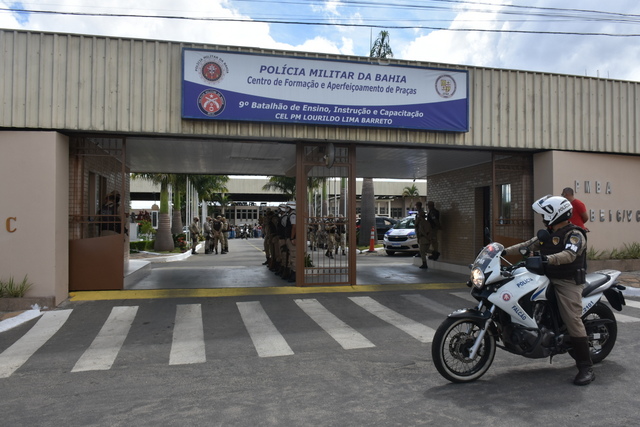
[473, 242, 504, 272]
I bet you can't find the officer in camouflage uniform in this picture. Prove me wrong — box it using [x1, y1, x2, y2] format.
[503, 195, 593, 386]
[284, 202, 297, 283]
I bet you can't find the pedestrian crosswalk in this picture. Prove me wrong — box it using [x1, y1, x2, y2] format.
[72, 306, 138, 372]
[1, 293, 640, 378]
[169, 304, 206, 365]
[237, 301, 295, 358]
[0, 310, 72, 378]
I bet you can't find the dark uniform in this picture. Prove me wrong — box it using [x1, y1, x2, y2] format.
[426, 201, 441, 260]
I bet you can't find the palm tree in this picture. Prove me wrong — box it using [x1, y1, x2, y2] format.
[262, 176, 296, 200]
[131, 173, 175, 252]
[359, 178, 376, 246]
[190, 175, 230, 217]
[402, 184, 420, 215]
[212, 193, 233, 217]
[171, 174, 187, 235]
[359, 30, 394, 246]
[370, 30, 393, 59]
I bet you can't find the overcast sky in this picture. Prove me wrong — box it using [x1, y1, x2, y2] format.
[1, 0, 640, 81]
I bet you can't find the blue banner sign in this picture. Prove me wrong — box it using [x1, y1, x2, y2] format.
[182, 49, 468, 132]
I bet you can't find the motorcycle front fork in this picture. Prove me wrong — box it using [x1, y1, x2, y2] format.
[468, 304, 496, 360]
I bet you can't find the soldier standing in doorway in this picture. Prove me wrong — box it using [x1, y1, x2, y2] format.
[277, 204, 290, 278]
[284, 202, 297, 283]
[203, 216, 213, 254]
[427, 201, 442, 261]
[211, 216, 223, 254]
[261, 209, 273, 266]
[189, 217, 201, 255]
[325, 214, 336, 259]
[336, 216, 347, 256]
[269, 208, 281, 272]
[220, 216, 229, 254]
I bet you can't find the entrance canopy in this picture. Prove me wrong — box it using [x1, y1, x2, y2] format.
[125, 136, 492, 178]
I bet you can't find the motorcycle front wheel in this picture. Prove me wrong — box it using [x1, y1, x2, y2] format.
[432, 316, 496, 383]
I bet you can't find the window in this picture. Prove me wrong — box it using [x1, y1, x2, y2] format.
[499, 184, 511, 224]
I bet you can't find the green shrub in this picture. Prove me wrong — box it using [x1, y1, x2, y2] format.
[130, 241, 147, 252]
[0, 275, 33, 298]
[129, 240, 156, 252]
[622, 242, 640, 259]
[138, 220, 156, 240]
[588, 242, 640, 260]
[173, 233, 188, 251]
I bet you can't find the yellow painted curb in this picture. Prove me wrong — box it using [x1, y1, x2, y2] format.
[69, 282, 467, 301]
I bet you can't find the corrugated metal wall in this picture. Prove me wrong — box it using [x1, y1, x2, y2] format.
[1, 29, 639, 154]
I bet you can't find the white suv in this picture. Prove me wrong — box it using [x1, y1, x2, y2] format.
[383, 216, 419, 255]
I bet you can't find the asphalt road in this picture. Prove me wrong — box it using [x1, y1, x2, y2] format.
[127, 236, 468, 289]
[2, 283, 640, 426]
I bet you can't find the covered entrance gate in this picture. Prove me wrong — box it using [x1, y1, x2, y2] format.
[296, 143, 356, 286]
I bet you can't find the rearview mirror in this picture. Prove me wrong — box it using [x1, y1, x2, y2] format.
[537, 229, 551, 244]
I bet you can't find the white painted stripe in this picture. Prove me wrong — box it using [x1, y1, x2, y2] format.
[401, 294, 457, 317]
[0, 310, 72, 378]
[0, 309, 42, 333]
[294, 299, 375, 350]
[237, 301, 294, 357]
[624, 299, 640, 310]
[72, 306, 138, 372]
[613, 312, 640, 323]
[169, 304, 206, 365]
[348, 296, 435, 343]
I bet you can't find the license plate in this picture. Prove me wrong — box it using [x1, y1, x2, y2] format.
[392, 243, 401, 247]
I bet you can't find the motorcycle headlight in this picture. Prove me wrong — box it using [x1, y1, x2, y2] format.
[470, 267, 485, 289]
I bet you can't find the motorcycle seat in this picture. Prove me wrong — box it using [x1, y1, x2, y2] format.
[583, 273, 609, 297]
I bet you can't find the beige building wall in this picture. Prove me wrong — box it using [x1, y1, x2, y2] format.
[534, 151, 640, 253]
[2, 30, 640, 155]
[0, 131, 69, 305]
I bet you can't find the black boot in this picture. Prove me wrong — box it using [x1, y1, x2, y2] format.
[288, 270, 296, 283]
[571, 336, 595, 386]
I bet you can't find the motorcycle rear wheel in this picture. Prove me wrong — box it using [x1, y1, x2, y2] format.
[583, 302, 617, 364]
[432, 316, 496, 383]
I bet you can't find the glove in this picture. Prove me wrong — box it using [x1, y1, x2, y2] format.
[540, 254, 548, 264]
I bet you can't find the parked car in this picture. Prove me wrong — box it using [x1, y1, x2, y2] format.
[356, 216, 397, 240]
[383, 215, 419, 255]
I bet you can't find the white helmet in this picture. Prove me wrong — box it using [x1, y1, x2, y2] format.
[532, 195, 572, 227]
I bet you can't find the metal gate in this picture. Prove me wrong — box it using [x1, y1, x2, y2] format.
[295, 143, 356, 286]
[68, 136, 128, 291]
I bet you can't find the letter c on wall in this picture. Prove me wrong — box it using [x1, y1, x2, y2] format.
[6, 217, 16, 232]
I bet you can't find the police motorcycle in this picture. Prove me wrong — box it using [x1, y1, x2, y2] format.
[431, 229, 626, 383]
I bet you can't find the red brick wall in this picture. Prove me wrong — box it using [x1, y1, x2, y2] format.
[427, 154, 534, 265]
